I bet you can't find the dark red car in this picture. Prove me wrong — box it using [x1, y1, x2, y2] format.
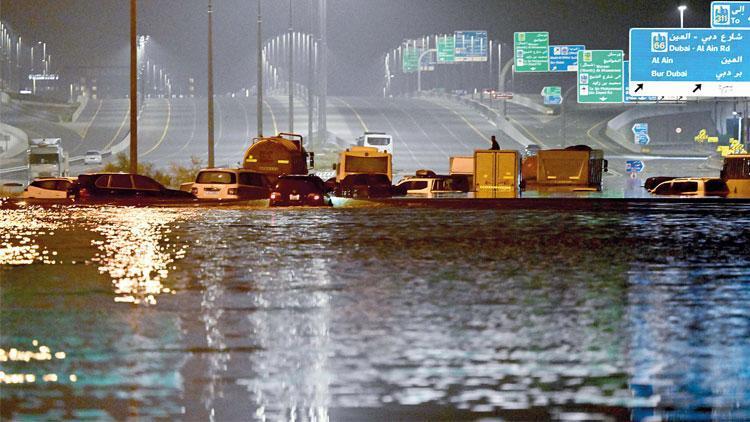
[75, 173, 195, 204]
[269, 175, 332, 207]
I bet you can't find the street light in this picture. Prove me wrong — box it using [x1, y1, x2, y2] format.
[678, 5, 687, 29]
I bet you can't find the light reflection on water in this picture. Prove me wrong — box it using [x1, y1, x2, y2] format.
[1, 204, 750, 420]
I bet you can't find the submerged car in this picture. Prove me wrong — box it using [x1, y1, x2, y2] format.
[393, 171, 470, 197]
[75, 173, 195, 203]
[334, 173, 393, 198]
[191, 168, 271, 200]
[651, 177, 729, 197]
[22, 177, 78, 199]
[644, 176, 681, 192]
[269, 175, 332, 207]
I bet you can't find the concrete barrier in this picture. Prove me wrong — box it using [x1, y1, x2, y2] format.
[0, 122, 29, 160]
[71, 95, 89, 123]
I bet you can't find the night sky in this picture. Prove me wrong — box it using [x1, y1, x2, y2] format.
[1, 0, 713, 95]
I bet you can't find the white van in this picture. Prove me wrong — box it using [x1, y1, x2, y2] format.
[191, 168, 271, 200]
[356, 132, 393, 155]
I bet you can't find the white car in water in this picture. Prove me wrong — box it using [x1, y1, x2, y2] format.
[22, 177, 78, 199]
[84, 150, 103, 165]
[191, 168, 272, 200]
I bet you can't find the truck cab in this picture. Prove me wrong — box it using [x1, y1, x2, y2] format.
[28, 138, 69, 183]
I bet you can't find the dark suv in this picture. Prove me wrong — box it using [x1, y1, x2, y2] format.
[76, 173, 196, 203]
[270, 175, 331, 207]
[334, 174, 393, 198]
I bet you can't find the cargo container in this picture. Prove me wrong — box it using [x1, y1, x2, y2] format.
[473, 150, 519, 198]
[720, 154, 750, 197]
[522, 145, 606, 191]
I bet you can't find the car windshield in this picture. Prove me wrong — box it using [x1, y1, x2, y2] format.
[366, 137, 391, 146]
[85, 151, 100, 156]
[672, 181, 698, 193]
[705, 179, 728, 193]
[29, 154, 59, 164]
[196, 171, 236, 184]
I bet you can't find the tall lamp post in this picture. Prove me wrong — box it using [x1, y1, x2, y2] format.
[257, 0, 264, 137]
[207, 0, 215, 168]
[288, 0, 294, 133]
[130, 0, 138, 174]
[678, 5, 687, 28]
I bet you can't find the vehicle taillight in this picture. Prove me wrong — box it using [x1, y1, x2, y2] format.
[270, 192, 280, 200]
[78, 188, 89, 198]
[191, 187, 198, 195]
[313, 195, 321, 201]
[228, 188, 238, 195]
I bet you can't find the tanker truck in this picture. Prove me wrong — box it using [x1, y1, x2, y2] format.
[242, 133, 313, 183]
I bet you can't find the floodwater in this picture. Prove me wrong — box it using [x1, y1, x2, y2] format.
[2, 203, 750, 421]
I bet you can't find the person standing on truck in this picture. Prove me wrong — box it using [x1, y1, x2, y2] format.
[490, 135, 500, 150]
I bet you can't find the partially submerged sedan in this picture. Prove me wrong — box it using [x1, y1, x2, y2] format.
[270, 175, 332, 207]
[22, 177, 78, 199]
[76, 173, 195, 203]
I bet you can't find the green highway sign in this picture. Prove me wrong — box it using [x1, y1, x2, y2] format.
[437, 35, 455, 63]
[577, 50, 624, 103]
[514, 32, 549, 72]
[542, 86, 562, 97]
[402, 45, 419, 73]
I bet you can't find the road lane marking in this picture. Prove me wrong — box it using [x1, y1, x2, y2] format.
[78, 100, 103, 141]
[429, 99, 492, 146]
[103, 102, 130, 152]
[336, 97, 369, 132]
[171, 99, 198, 157]
[389, 100, 449, 157]
[263, 99, 279, 135]
[142, 99, 172, 157]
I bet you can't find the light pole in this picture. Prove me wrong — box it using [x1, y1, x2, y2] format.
[417, 48, 436, 92]
[288, 0, 294, 133]
[257, 0, 263, 137]
[207, 0, 215, 167]
[678, 5, 687, 28]
[130, 0, 138, 174]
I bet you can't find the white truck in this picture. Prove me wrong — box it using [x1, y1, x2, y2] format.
[28, 138, 69, 183]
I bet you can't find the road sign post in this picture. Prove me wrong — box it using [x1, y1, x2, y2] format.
[514, 32, 549, 72]
[577, 50, 624, 103]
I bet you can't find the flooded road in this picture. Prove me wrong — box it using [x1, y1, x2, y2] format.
[2, 204, 750, 420]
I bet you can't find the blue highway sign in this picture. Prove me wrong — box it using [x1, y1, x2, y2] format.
[623, 60, 659, 103]
[626, 160, 645, 173]
[549, 45, 585, 72]
[712, 2, 750, 29]
[455, 31, 488, 62]
[629, 28, 750, 97]
[632, 123, 651, 145]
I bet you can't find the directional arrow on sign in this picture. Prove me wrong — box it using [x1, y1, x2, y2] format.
[600, 97, 607, 102]
[635, 83, 644, 93]
[693, 84, 702, 93]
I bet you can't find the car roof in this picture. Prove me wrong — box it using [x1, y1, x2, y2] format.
[85, 150, 101, 153]
[670, 177, 722, 182]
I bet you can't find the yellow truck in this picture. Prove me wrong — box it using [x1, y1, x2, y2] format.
[473, 150, 519, 198]
[334, 146, 392, 183]
[720, 154, 750, 196]
[521, 145, 606, 191]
